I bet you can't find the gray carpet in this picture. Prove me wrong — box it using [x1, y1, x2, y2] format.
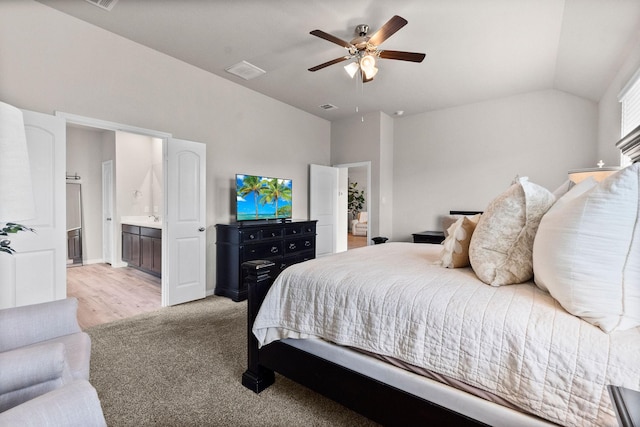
[87, 296, 379, 426]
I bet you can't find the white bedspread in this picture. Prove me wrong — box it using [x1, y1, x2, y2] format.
[253, 243, 640, 427]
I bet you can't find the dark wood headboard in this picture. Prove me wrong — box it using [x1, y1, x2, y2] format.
[449, 210, 483, 216]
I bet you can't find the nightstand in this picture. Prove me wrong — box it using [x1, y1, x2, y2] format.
[412, 231, 445, 244]
[609, 385, 640, 427]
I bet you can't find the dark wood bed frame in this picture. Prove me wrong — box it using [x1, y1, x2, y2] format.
[239, 132, 640, 425]
[240, 260, 487, 426]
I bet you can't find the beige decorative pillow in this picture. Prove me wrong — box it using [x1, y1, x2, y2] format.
[440, 215, 481, 268]
[469, 177, 555, 286]
[441, 215, 461, 238]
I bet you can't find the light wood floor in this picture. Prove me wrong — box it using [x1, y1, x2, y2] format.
[70, 237, 365, 329]
[348, 232, 368, 249]
[67, 264, 161, 330]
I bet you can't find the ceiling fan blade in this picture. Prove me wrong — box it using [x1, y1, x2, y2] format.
[378, 50, 426, 63]
[368, 15, 408, 46]
[310, 30, 352, 49]
[308, 56, 350, 72]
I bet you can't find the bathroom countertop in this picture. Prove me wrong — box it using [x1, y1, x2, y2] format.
[121, 216, 162, 229]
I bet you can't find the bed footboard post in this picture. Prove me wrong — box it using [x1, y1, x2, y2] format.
[241, 260, 276, 393]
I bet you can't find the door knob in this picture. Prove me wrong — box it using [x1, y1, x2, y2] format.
[106, 217, 112, 221]
[198, 227, 205, 232]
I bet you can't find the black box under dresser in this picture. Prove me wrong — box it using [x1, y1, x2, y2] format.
[215, 220, 317, 302]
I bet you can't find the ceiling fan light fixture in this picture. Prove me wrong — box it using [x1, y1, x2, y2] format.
[360, 54, 376, 70]
[344, 61, 359, 78]
[359, 54, 378, 80]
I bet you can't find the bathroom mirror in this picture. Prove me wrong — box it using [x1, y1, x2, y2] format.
[66, 182, 83, 266]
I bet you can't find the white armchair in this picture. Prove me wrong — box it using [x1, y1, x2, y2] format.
[351, 211, 368, 236]
[0, 380, 106, 427]
[0, 298, 105, 425]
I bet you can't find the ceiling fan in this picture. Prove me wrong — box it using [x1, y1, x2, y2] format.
[308, 15, 426, 83]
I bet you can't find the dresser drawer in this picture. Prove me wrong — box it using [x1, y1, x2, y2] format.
[122, 224, 140, 234]
[244, 241, 283, 259]
[284, 223, 316, 236]
[262, 228, 283, 240]
[140, 227, 161, 238]
[285, 237, 315, 254]
[301, 223, 316, 234]
[241, 230, 262, 242]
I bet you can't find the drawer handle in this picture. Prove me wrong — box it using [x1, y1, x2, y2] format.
[289, 243, 296, 250]
[248, 234, 256, 240]
[304, 241, 311, 247]
[292, 230, 297, 234]
[270, 246, 279, 254]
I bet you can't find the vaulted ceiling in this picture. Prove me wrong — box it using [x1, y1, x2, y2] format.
[37, 0, 640, 121]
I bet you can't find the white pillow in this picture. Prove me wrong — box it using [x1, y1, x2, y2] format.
[551, 179, 573, 199]
[534, 176, 597, 293]
[533, 163, 640, 333]
[469, 177, 555, 286]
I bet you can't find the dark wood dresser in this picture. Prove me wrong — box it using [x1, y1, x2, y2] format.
[215, 220, 317, 301]
[412, 230, 445, 244]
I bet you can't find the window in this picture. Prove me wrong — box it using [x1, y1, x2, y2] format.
[618, 67, 640, 166]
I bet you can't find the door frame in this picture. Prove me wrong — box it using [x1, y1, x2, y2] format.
[56, 112, 179, 303]
[333, 161, 372, 246]
[101, 160, 114, 264]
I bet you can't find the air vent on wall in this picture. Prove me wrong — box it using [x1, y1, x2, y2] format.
[319, 104, 338, 111]
[85, 0, 119, 11]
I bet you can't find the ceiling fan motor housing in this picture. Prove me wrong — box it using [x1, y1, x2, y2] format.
[355, 24, 369, 36]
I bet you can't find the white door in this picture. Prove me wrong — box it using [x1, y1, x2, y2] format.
[0, 110, 66, 308]
[164, 138, 206, 306]
[102, 160, 113, 264]
[336, 168, 348, 253]
[310, 164, 339, 257]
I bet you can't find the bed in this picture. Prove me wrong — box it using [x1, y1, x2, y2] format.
[242, 164, 640, 427]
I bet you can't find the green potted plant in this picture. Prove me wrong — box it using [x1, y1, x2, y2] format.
[1, 223, 34, 254]
[348, 182, 365, 217]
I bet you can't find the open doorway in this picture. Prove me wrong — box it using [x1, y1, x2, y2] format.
[59, 111, 207, 321]
[65, 124, 163, 327]
[334, 161, 371, 250]
[347, 166, 368, 249]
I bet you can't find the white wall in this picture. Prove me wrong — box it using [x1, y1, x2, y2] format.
[115, 132, 155, 218]
[331, 112, 384, 237]
[379, 113, 394, 239]
[66, 126, 108, 263]
[597, 30, 640, 165]
[0, 1, 330, 294]
[151, 138, 163, 218]
[392, 89, 598, 241]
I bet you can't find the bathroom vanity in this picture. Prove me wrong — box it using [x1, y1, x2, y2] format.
[122, 219, 162, 277]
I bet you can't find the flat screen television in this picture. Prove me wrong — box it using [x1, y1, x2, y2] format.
[236, 174, 292, 221]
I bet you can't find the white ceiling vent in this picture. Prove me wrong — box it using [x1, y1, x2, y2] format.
[319, 104, 338, 111]
[225, 61, 266, 81]
[85, 0, 119, 11]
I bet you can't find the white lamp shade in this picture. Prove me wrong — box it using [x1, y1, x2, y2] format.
[0, 101, 35, 222]
[568, 167, 620, 184]
[344, 61, 359, 79]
